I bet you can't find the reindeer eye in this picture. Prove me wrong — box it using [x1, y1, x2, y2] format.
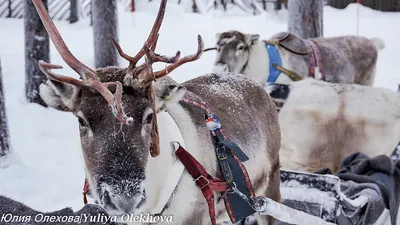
[237, 45, 244, 50]
[78, 117, 86, 127]
[145, 113, 153, 124]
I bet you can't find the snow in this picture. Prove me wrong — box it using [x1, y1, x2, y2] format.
[0, 1, 400, 214]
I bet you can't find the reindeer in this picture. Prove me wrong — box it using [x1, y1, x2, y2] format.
[266, 79, 400, 173]
[32, 0, 281, 224]
[211, 30, 385, 86]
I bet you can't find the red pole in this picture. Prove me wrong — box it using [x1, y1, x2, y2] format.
[130, 0, 135, 12]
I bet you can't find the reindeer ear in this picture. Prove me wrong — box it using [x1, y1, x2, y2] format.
[215, 33, 221, 41]
[159, 84, 186, 106]
[153, 78, 186, 109]
[246, 33, 260, 45]
[39, 80, 82, 112]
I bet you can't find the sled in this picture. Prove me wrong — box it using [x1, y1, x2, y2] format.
[269, 143, 400, 225]
[236, 143, 400, 225]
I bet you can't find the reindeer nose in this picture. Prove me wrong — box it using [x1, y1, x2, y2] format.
[117, 199, 134, 213]
[102, 191, 117, 210]
[102, 190, 140, 213]
[213, 63, 229, 73]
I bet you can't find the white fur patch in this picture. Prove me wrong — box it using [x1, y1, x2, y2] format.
[242, 42, 270, 85]
[279, 79, 400, 171]
[212, 64, 229, 73]
[142, 110, 186, 214]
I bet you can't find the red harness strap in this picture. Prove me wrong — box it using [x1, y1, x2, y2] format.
[83, 179, 89, 205]
[306, 40, 325, 80]
[174, 144, 229, 225]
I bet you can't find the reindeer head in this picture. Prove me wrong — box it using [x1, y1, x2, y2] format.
[32, 0, 203, 215]
[212, 30, 260, 73]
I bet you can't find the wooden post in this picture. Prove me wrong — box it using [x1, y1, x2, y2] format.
[288, 0, 324, 39]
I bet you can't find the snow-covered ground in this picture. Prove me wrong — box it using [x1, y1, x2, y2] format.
[0, 1, 399, 213]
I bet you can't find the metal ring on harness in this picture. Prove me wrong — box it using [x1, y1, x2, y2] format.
[251, 196, 268, 212]
[227, 182, 237, 194]
[170, 141, 181, 154]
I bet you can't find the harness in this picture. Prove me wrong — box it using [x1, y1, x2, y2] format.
[264, 41, 325, 83]
[306, 40, 325, 80]
[265, 43, 283, 83]
[177, 95, 256, 225]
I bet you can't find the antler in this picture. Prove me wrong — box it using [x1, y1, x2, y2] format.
[110, 0, 204, 87]
[32, 0, 133, 125]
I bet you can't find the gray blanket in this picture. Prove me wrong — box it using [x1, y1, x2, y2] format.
[318, 152, 400, 225]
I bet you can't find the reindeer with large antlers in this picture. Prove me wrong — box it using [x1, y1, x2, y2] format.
[33, 0, 281, 224]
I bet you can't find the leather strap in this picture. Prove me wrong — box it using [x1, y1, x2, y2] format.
[174, 145, 229, 225]
[306, 40, 325, 80]
[83, 179, 89, 205]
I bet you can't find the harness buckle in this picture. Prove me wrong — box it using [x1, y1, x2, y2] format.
[217, 146, 227, 160]
[194, 175, 210, 190]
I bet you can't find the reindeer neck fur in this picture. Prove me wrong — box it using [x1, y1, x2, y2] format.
[141, 86, 217, 217]
[242, 42, 270, 85]
[242, 42, 295, 87]
[140, 108, 186, 215]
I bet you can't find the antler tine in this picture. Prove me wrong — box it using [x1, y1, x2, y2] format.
[109, 35, 137, 63]
[152, 35, 204, 79]
[39, 60, 133, 125]
[33, 0, 133, 125]
[143, 43, 181, 64]
[128, 0, 168, 67]
[150, 34, 159, 51]
[38, 61, 87, 88]
[32, 0, 97, 80]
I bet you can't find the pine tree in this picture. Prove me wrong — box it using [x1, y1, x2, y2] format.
[24, 0, 49, 107]
[0, 56, 11, 157]
[92, 0, 119, 68]
[288, 0, 324, 39]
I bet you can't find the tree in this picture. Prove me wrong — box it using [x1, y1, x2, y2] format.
[92, 0, 119, 68]
[288, 0, 324, 39]
[69, 0, 79, 24]
[276, 0, 288, 10]
[7, 0, 12, 18]
[24, 0, 49, 107]
[0, 56, 11, 157]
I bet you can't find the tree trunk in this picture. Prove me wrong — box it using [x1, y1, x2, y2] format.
[24, 0, 49, 107]
[276, 0, 288, 10]
[7, 0, 12, 18]
[69, 0, 79, 24]
[262, 0, 267, 10]
[288, 0, 324, 39]
[192, 0, 199, 12]
[0, 57, 11, 157]
[92, 0, 119, 68]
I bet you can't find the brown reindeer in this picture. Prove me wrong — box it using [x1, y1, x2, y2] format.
[33, 0, 281, 224]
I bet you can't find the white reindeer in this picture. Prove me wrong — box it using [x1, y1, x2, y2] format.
[33, 0, 281, 224]
[266, 79, 400, 173]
